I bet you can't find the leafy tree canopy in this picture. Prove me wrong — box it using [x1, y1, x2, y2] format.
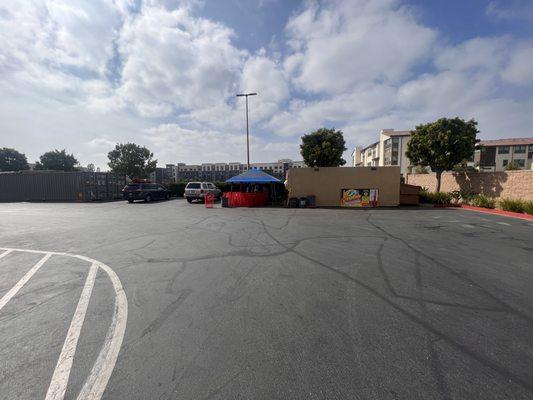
[107, 143, 157, 179]
[406, 117, 479, 191]
[0, 147, 30, 171]
[34, 149, 79, 171]
[300, 128, 347, 167]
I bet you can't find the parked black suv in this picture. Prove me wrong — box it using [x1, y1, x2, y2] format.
[122, 183, 171, 203]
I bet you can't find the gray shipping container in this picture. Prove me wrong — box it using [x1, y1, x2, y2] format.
[0, 171, 127, 202]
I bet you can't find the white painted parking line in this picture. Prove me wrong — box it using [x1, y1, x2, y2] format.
[0, 253, 52, 312]
[45, 262, 99, 400]
[75, 259, 128, 400]
[0, 247, 128, 400]
[0, 249, 13, 260]
[497, 222, 511, 226]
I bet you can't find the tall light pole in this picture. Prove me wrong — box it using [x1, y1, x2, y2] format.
[236, 92, 257, 169]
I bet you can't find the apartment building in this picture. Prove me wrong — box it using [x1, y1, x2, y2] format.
[162, 159, 305, 183]
[352, 129, 412, 175]
[353, 130, 533, 174]
[476, 138, 533, 171]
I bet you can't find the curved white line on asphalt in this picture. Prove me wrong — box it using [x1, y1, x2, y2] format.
[73, 257, 128, 400]
[45, 262, 99, 400]
[0, 249, 13, 259]
[0, 247, 128, 400]
[0, 253, 52, 312]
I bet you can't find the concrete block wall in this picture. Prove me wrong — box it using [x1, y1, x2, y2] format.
[406, 171, 533, 200]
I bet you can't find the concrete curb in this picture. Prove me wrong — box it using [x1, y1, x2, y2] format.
[459, 204, 533, 221]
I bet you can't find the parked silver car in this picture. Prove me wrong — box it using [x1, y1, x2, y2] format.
[184, 182, 221, 203]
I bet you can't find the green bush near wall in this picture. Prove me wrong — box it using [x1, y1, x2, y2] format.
[464, 194, 496, 209]
[420, 187, 533, 214]
[499, 198, 533, 214]
[419, 188, 452, 205]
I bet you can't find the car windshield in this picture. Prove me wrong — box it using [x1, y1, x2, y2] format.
[187, 183, 201, 189]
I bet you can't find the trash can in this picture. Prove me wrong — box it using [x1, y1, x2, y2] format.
[288, 197, 299, 208]
[299, 197, 308, 208]
[221, 196, 229, 208]
[307, 195, 316, 208]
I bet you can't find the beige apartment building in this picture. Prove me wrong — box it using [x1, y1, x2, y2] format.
[476, 138, 533, 171]
[352, 129, 412, 175]
[353, 130, 533, 174]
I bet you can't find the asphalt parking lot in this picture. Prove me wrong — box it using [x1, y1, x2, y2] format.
[0, 199, 532, 400]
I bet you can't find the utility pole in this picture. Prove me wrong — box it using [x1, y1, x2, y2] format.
[236, 92, 257, 169]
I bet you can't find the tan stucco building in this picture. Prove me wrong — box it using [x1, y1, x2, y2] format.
[286, 166, 400, 207]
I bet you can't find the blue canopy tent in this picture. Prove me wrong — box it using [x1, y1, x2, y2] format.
[226, 168, 281, 184]
[224, 168, 282, 207]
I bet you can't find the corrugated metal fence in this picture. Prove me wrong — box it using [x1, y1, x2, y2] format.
[0, 171, 126, 202]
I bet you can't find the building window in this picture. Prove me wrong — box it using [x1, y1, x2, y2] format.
[502, 159, 508, 167]
[514, 145, 526, 154]
[498, 146, 510, 154]
[516, 159, 525, 167]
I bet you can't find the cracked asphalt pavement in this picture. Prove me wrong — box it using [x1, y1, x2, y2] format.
[0, 200, 532, 399]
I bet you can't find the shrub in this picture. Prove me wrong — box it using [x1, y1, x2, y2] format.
[419, 187, 433, 203]
[523, 201, 533, 215]
[418, 188, 452, 205]
[499, 198, 525, 213]
[432, 192, 452, 205]
[450, 190, 462, 205]
[469, 194, 495, 209]
[504, 161, 520, 171]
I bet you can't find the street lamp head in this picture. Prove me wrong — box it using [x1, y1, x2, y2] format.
[236, 93, 258, 97]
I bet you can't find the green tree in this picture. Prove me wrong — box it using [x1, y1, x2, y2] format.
[0, 147, 30, 171]
[86, 163, 95, 172]
[406, 118, 479, 192]
[34, 149, 79, 171]
[107, 143, 157, 179]
[300, 128, 347, 167]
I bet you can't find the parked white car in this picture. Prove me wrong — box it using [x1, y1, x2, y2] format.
[184, 182, 221, 203]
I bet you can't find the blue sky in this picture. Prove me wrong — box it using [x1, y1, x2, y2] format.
[1, 0, 532, 169]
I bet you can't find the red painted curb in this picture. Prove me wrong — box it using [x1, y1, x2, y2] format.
[458, 204, 533, 221]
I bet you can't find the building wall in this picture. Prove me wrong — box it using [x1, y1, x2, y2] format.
[351, 148, 361, 166]
[398, 136, 411, 175]
[287, 167, 400, 207]
[406, 171, 533, 200]
[493, 146, 532, 171]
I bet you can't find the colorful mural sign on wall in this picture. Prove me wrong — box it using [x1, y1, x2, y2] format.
[340, 189, 378, 207]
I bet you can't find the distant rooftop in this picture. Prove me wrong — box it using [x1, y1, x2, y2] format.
[381, 129, 411, 137]
[361, 141, 379, 151]
[478, 138, 533, 147]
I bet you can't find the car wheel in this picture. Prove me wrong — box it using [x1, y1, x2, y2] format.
[127, 199, 134, 203]
[186, 198, 193, 203]
[145, 194, 152, 202]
